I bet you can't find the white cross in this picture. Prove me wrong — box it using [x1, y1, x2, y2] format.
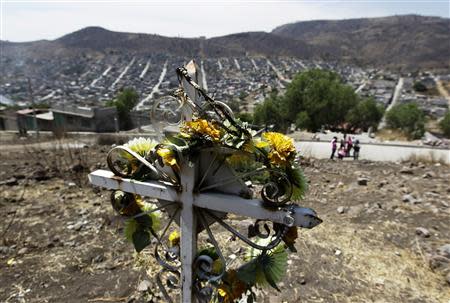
[88, 61, 321, 303]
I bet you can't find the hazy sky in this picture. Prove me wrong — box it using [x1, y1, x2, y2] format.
[1, 0, 449, 42]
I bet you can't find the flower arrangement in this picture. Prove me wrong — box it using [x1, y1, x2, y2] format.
[104, 64, 317, 302]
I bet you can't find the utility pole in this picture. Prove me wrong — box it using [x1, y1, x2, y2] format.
[27, 78, 39, 139]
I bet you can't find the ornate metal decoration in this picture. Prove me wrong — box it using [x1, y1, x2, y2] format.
[89, 60, 322, 303]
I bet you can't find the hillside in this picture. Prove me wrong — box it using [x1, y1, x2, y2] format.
[1, 15, 449, 70]
[272, 15, 450, 69]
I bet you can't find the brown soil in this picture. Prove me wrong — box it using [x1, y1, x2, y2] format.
[1, 142, 449, 303]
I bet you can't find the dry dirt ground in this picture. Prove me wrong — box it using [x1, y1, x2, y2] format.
[1, 142, 449, 303]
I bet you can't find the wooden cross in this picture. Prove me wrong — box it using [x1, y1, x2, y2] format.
[88, 61, 321, 303]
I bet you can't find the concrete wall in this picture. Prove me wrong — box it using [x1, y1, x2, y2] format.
[296, 141, 450, 164]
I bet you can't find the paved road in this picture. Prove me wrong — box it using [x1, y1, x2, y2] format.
[378, 77, 404, 129]
[296, 140, 449, 164]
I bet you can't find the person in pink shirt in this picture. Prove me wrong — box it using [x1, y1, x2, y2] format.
[346, 136, 353, 156]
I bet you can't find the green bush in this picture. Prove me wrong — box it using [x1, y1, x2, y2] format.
[413, 81, 427, 92]
[283, 69, 358, 131]
[386, 103, 425, 139]
[253, 92, 287, 131]
[107, 88, 139, 130]
[439, 111, 450, 138]
[346, 97, 385, 131]
[254, 69, 363, 132]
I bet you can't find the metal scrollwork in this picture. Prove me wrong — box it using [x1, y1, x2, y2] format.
[106, 145, 178, 186]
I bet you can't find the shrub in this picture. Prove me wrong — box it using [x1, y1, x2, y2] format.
[439, 111, 450, 138]
[386, 103, 425, 139]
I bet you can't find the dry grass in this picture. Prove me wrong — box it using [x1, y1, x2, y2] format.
[375, 129, 410, 142]
[299, 222, 447, 303]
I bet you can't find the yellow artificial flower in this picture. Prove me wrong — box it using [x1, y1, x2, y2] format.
[217, 286, 231, 302]
[156, 147, 177, 167]
[181, 119, 221, 141]
[217, 270, 247, 302]
[262, 132, 296, 166]
[168, 230, 180, 247]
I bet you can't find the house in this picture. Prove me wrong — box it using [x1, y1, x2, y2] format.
[52, 105, 117, 132]
[16, 108, 54, 132]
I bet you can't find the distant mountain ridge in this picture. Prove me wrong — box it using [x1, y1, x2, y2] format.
[2, 15, 449, 70]
[272, 15, 450, 69]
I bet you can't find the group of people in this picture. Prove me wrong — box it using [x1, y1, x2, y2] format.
[330, 134, 360, 160]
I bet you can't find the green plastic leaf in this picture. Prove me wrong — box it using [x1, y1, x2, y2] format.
[135, 214, 153, 229]
[132, 228, 151, 253]
[165, 135, 188, 147]
[286, 166, 308, 200]
[237, 259, 258, 285]
[124, 218, 138, 242]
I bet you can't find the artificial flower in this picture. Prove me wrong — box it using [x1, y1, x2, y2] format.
[181, 118, 221, 141]
[124, 137, 157, 157]
[156, 147, 178, 167]
[217, 270, 247, 302]
[262, 132, 296, 166]
[168, 230, 180, 247]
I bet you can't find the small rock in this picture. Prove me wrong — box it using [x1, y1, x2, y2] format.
[92, 254, 105, 263]
[67, 182, 77, 187]
[378, 180, 388, 188]
[357, 177, 368, 186]
[337, 206, 345, 214]
[17, 247, 28, 255]
[394, 251, 401, 257]
[137, 280, 151, 292]
[31, 169, 50, 181]
[335, 249, 342, 256]
[399, 167, 414, 175]
[0, 178, 18, 186]
[299, 276, 306, 285]
[0, 246, 14, 255]
[415, 227, 430, 238]
[438, 244, 450, 258]
[71, 163, 85, 173]
[402, 194, 416, 203]
[422, 171, 435, 179]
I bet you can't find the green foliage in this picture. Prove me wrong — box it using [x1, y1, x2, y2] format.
[254, 69, 364, 132]
[286, 166, 308, 201]
[239, 242, 288, 291]
[413, 81, 427, 92]
[253, 92, 286, 131]
[132, 229, 151, 253]
[295, 111, 312, 130]
[346, 97, 385, 131]
[236, 112, 253, 123]
[386, 103, 425, 139]
[283, 69, 358, 131]
[439, 111, 450, 138]
[239, 91, 249, 100]
[108, 88, 139, 130]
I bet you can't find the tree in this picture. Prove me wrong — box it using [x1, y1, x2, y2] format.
[386, 103, 425, 139]
[413, 81, 427, 92]
[253, 92, 286, 131]
[346, 97, 385, 131]
[439, 111, 450, 138]
[236, 112, 253, 123]
[107, 88, 139, 130]
[283, 69, 359, 131]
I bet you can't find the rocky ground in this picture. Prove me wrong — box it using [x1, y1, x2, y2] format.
[0, 141, 449, 303]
